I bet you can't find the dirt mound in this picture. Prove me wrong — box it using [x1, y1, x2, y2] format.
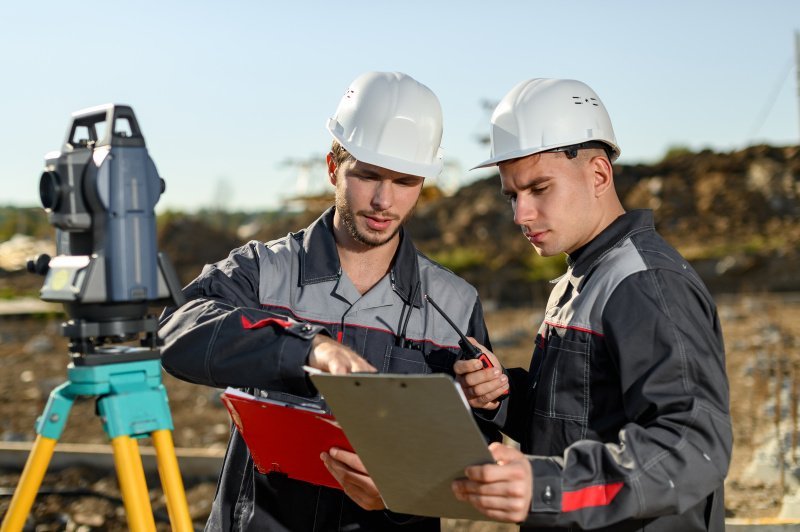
[2, 144, 796, 302]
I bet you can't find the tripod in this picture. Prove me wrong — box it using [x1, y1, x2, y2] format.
[1, 317, 193, 532]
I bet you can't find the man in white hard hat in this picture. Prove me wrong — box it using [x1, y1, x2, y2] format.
[450, 79, 732, 531]
[159, 71, 497, 531]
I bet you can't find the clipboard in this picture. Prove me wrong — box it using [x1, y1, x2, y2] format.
[220, 388, 353, 490]
[309, 372, 494, 520]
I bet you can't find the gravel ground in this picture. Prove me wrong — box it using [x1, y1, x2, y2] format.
[1, 293, 798, 529]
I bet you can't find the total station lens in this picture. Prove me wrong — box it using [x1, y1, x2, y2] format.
[39, 171, 62, 211]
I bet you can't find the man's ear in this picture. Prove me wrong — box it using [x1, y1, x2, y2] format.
[326, 152, 337, 186]
[591, 155, 614, 197]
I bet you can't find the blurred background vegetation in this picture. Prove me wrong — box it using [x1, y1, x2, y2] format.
[1, 143, 798, 306]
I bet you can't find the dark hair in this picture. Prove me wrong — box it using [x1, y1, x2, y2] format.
[545, 141, 613, 161]
[330, 140, 354, 169]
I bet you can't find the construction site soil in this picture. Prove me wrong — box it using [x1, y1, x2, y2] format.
[1, 293, 798, 530]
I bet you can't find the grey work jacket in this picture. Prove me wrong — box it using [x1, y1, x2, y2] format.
[497, 210, 732, 531]
[159, 207, 495, 531]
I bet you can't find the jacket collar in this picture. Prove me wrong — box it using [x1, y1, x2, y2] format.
[299, 207, 422, 307]
[299, 207, 341, 285]
[566, 209, 655, 289]
[390, 226, 423, 308]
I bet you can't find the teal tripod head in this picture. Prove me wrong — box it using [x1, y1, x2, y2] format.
[28, 104, 184, 363]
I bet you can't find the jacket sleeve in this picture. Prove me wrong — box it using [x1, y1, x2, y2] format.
[158, 241, 327, 395]
[486, 366, 528, 442]
[465, 296, 493, 353]
[523, 269, 732, 529]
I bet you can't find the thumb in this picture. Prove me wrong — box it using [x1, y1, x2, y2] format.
[466, 336, 487, 352]
[466, 337, 499, 367]
[489, 442, 523, 464]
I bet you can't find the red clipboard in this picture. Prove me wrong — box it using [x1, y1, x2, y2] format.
[220, 388, 353, 490]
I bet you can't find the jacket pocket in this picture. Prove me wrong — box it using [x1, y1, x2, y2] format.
[536, 332, 590, 425]
[425, 348, 458, 375]
[382, 345, 459, 375]
[382, 345, 429, 374]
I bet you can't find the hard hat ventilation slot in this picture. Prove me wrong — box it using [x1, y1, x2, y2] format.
[572, 96, 599, 106]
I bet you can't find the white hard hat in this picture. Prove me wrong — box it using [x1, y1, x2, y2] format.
[326, 71, 444, 179]
[473, 78, 620, 169]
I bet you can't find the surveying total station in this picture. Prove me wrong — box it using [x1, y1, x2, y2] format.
[1, 104, 193, 532]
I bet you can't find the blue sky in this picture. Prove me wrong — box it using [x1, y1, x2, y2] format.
[1, 1, 798, 212]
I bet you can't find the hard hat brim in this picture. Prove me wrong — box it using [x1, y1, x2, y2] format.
[327, 119, 443, 179]
[470, 142, 620, 171]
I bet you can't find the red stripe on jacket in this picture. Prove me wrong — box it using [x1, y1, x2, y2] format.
[562, 482, 623, 512]
[241, 315, 293, 330]
[544, 320, 605, 338]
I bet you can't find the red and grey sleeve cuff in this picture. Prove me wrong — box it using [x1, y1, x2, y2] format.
[525, 455, 626, 525]
[278, 322, 331, 396]
[240, 311, 331, 395]
[528, 457, 562, 515]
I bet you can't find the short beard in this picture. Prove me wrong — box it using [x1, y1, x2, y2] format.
[335, 193, 413, 248]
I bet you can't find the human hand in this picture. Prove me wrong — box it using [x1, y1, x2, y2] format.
[308, 335, 377, 374]
[452, 442, 533, 523]
[321, 447, 385, 510]
[453, 338, 508, 410]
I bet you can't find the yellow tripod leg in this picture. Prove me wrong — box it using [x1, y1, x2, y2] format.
[152, 429, 193, 531]
[128, 437, 157, 525]
[1, 435, 57, 532]
[111, 436, 157, 532]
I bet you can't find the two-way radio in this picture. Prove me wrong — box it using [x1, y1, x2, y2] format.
[423, 294, 494, 368]
[424, 294, 509, 399]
